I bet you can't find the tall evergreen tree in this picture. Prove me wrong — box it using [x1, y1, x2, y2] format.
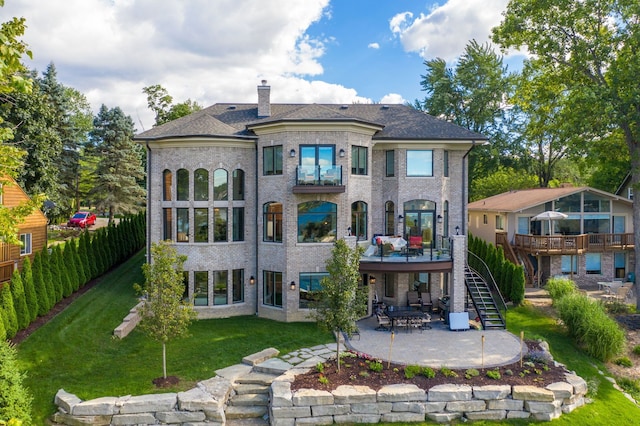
[9, 269, 29, 331]
[31, 251, 50, 316]
[63, 241, 79, 292]
[53, 245, 72, 298]
[0, 283, 18, 339]
[89, 105, 145, 225]
[20, 255, 38, 322]
[80, 231, 95, 280]
[0, 339, 33, 424]
[71, 238, 86, 286]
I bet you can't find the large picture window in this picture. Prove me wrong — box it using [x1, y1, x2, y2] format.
[351, 146, 367, 175]
[263, 270, 283, 307]
[214, 208, 228, 242]
[177, 168, 189, 200]
[214, 169, 228, 200]
[264, 146, 283, 175]
[264, 202, 283, 242]
[232, 269, 244, 303]
[176, 208, 189, 242]
[406, 150, 433, 176]
[214, 270, 228, 305]
[586, 253, 602, 274]
[194, 168, 209, 201]
[194, 208, 208, 242]
[298, 201, 337, 243]
[351, 201, 367, 239]
[299, 272, 328, 309]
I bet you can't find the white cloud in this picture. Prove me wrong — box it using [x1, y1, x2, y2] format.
[368, 42, 380, 49]
[4, 0, 357, 131]
[390, 0, 509, 62]
[380, 93, 406, 104]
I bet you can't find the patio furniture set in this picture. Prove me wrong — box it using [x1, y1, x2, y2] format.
[375, 291, 434, 332]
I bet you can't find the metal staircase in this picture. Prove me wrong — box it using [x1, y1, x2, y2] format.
[465, 253, 507, 330]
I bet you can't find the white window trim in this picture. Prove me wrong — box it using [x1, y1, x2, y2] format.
[20, 233, 32, 256]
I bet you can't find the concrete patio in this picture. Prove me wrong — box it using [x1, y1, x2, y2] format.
[346, 315, 524, 369]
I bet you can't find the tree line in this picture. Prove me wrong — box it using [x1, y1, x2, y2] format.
[0, 213, 145, 341]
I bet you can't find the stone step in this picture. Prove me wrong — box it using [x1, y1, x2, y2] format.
[228, 393, 269, 406]
[226, 417, 269, 426]
[253, 358, 293, 375]
[225, 404, 268, 419]
[234, 383, 270, 395]
[242, 347, 279, 366]
[236, 371, 278, 386]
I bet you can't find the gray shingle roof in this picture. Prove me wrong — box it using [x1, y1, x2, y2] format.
[135, 103, 487, 141]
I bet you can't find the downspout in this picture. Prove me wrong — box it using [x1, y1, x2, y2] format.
[254, 142, 259, 315]
[461, 140, 477, 236]
[145, 141, 152, 263]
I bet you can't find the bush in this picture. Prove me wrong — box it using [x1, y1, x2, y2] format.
[465, 368, 480, 379]
[614, 357, 633, 367]
[0, 340, 32, 424]
[632, 345, 640, 356]
[368, 361, 383, 372]
[421, 367, 436, 378]
[486, 369, 501, 380]
[555, 292, 626, 361]
[545, 277, 577, 301]
[404, 365, 422, 379]
[440, 367, 458, 378]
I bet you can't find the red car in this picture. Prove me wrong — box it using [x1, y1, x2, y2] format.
[67, 211, 97, 228]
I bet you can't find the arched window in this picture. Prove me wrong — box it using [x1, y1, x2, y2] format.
[351, 201, 368, 239]
[176, 168, 189, 201]
[214, 169, 228, 200]
[263, 202, 283, 242]
[233, 169, 245, 200]
[194, 168, 209, 201]
[298, 201, 337, 243]
[162, 169, 172, 201]
[385, 201, 395, 235]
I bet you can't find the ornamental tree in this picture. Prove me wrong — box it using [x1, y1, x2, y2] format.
[309, 239, 367, 371]
[135, 241, 196, 379]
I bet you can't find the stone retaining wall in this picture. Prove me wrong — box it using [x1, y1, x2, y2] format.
[269, 373, 588, 424]
[113, 302, 143, 339]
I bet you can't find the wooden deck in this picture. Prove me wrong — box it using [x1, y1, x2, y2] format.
[513, 233, 634, 255]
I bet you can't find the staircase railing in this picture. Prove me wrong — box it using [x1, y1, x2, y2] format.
[467, 251, 508, 325]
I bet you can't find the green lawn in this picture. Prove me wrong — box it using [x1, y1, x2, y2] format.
[16, 251, 333, 424]
[16, 252, 639, 424]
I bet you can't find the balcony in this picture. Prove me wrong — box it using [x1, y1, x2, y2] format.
[513, 233, 634, 255]
[293, 165, 345, 194]
[358, 236, 453, 273]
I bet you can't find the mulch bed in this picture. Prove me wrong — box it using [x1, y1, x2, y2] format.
[291, 341, 569, 392]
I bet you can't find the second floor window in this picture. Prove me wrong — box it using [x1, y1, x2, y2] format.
[351, 201, 368, 239]
[177, 168, 189, 200]
[406, 150, 433, 177]
[298, 201, 337, 243]
[385, 150, 394, 177]
[194, 168, 209, 201]
[352, 146, 367, 175]
[264, 146, 283, 175]
[263, 202, 283, 242]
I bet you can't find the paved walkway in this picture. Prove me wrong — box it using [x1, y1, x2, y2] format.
[345, 316, 524, 369]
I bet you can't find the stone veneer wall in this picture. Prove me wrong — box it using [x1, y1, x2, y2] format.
[269, 376, 588, 425]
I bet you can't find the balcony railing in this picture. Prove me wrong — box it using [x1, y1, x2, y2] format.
[293, 165, 344, 193]
[358, 235, 453, 273]
[513, 233, 634, 254]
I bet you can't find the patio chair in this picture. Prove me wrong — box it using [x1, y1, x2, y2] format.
[375, 313, 391, 331]
[407, 291, 422, 310]
[407, 236, 423, 256]
[420, 292, 433, 313]
[409, 317, 424, 333]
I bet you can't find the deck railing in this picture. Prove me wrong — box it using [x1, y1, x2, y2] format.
[513, 233, 634, 254]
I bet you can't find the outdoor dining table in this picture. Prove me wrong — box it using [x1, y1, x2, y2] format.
[384, 308, 428, 332]
[598, 281, 623, 294]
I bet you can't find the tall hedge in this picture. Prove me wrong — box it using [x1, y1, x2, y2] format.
[0, 283, 18, 339]
[31, 252, 50, 316]
[0, 340, 33, 424]
[8, 269, 29, 331]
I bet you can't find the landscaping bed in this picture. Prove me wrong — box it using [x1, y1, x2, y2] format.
[292, 341, 569, 392]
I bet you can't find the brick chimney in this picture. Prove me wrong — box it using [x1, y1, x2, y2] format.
[257, 80, 271, 117]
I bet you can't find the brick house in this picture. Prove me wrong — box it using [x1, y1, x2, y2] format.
[0, 176, 48, 283]
[468, 186, 635, 287]
[135, 81, 485, 321]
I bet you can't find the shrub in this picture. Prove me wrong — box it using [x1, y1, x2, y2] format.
[318, 375, 329, 385]
[555, 292, 625, 361]
[0, 340, 32, 424]
[605, 300, 632, 314]
[486, 369, 501, 380]
[440, 367, 458, 378]
[421, 367, 436, 379]
[368, 361, 383, 372]
[632, 345, 640, 356]
[404, 365, 422, 379]
[315, 362, 325, 373]
[614, 357, 633, 367]
[465, 368, 480, 379]
[545, 277, 577, 301]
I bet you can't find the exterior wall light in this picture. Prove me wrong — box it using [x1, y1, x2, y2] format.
[290, 281, 296, 291]
[437, 214, 443, 223]
[249, 276, 255, 285]
[290, 149, 296, 157]
[455, 225, 460, 235]
[339, 149, 345, 157]
[369, 275, 376, 285]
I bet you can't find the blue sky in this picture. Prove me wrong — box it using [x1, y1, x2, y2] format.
[4, 0, 521, 131]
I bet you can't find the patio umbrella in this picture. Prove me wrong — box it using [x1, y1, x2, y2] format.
[530, 211, 568, 235]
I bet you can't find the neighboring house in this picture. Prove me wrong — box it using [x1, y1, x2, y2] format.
[0, 176, 48, 283]
[135, 81, 485, 322]
[468, 186, 634, 287]
[615, 172, 633, 200]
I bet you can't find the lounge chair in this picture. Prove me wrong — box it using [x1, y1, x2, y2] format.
[375, 313, 391, 331]
[407, 291, 421, 310]
[420, 292, 433, 312]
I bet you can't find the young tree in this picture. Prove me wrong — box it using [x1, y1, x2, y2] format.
[0, 339, 33, 425]
[8, 269, 28, 331]
[31, 251, 50, 316]
[134, 241, 197, 379]
[0, 283, 18, 339]
[89, 105, 146, 225]
[20, 256, 38, 322]
[309, 239, 367, 371]
[493, 0, 640, 309]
